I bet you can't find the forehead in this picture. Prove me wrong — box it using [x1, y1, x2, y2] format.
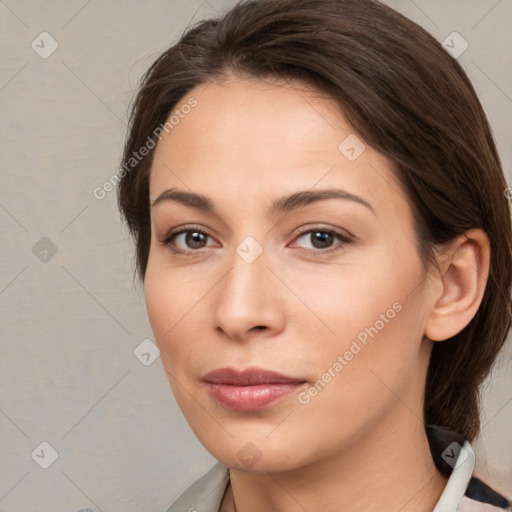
[149, 76, 405, 217]
[157, 75, 348, 159]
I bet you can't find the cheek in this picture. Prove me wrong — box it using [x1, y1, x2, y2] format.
[144, 258, 187, 360]
[277, 256, 405, 342]
[143, 255, 214, 371]
[284, 244, 426, 378]
[144, 264, 172, 341]
[314, 279, 428, 416]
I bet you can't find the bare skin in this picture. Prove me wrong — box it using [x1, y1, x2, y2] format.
[144, 74, 490, 512]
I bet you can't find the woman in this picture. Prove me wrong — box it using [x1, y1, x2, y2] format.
[117, 0, 512, 510]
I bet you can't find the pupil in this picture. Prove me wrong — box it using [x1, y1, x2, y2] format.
[312, 231, 333, 249]
[187, 231, 206, 248]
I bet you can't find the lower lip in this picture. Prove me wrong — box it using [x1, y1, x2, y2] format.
[205, 382, 305, 411]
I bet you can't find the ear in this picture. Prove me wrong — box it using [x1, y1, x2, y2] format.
[424, 228, 490, 342]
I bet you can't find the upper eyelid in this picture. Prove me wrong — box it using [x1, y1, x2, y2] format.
[290, 228, 352, 248]
[164, 225, 216, 241]
[294, 224, 352, 237]
[164, 225, 351, 249]
[165, 224, 346, 238]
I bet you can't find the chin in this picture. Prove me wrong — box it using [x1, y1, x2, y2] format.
[198, 434, 311, 473]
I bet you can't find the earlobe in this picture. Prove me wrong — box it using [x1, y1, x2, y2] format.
[424, 229, 490, 342]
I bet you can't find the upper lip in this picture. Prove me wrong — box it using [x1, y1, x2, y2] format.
[202, 367, 306, 385]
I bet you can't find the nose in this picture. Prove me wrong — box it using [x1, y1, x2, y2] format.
[212, 246, 286, 342]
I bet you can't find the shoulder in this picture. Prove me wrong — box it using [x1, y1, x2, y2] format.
[163, 462, 230, 512]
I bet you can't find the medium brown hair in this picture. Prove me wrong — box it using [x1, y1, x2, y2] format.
[118, 0, 512, 449]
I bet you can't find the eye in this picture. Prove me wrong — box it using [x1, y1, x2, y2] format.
[160, 225, 353, 255]
[291, 227, 352, 253]
[161, 227, 218, 252]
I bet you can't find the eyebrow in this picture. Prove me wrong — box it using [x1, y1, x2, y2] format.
[151, 187, 375, 216]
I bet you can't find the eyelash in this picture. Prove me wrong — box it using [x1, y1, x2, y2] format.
[160, 224, 353, 256]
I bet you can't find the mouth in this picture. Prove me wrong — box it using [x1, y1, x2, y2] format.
[202, 367, 308, 411]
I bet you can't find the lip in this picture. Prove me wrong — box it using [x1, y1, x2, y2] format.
[203, 367, 307, 411]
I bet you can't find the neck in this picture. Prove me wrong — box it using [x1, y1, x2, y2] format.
[222, 411, 448, 512]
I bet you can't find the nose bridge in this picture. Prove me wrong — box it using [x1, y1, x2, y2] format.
[222, 235, 269, 306]
[212, 234, 283, 339]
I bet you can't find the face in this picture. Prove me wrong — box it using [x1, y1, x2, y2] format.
[145, 75, 436, 471]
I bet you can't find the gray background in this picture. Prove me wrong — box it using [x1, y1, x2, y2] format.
[1, 1, 511, 511]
